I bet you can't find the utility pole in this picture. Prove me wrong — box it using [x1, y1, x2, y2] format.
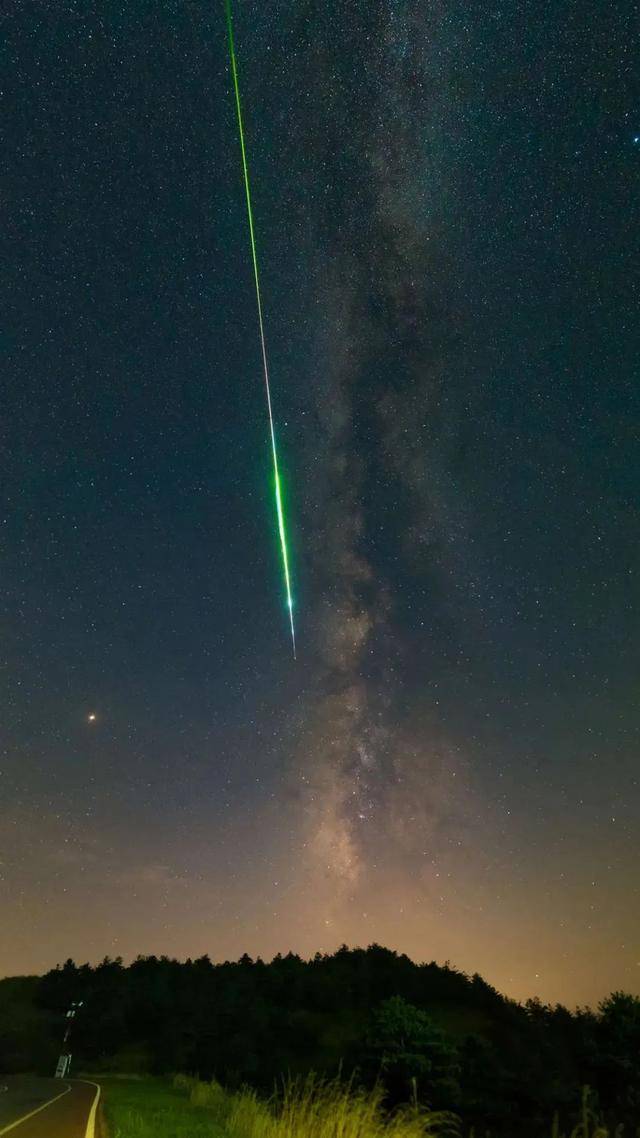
[54, 1000, 83, 1078]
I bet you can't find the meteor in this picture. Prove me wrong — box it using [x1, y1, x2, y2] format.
[224, 0, 297, 658]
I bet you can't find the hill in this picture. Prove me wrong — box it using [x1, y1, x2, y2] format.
[1, 945, 638, 1137]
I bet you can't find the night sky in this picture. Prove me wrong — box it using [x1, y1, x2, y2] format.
[3, 1, 638, 1007]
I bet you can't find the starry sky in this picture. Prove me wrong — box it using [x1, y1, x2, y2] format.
[3, 1, 638, 1007]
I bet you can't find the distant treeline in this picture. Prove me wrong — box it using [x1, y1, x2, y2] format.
[1, 946, 639, 1136]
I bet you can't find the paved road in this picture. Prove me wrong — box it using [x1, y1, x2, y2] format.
[0, 1077, 99, 1138]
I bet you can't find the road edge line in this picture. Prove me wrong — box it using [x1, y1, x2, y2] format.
[0, 1083, 71, 1135]
[78, 1081, 101, 1138]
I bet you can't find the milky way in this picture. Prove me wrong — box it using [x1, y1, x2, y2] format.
[3, 0, 638, 1006]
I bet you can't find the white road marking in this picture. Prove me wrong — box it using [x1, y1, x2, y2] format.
[0, 1084, 71, 1135]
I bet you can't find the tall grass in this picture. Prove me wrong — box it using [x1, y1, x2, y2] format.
[550, 1086, 633, 1138]
[177, 1074, 458, 1138]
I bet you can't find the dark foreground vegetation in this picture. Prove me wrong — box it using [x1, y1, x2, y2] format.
[1, 946, 639, 1136]
[102, 1073, 453, 1138]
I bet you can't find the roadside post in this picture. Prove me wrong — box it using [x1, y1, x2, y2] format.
[54, 999, 83, 1078]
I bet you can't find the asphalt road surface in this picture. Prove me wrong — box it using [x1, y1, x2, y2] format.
[0, 1077, 99, 1138]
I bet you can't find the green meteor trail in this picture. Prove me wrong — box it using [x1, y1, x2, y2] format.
[224, 0, 297, 659]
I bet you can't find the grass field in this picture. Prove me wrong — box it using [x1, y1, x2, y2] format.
[101, 1074, 456, 1138]
[100, 1074, 626, 1138]
[101, 1075, 228, 1138]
